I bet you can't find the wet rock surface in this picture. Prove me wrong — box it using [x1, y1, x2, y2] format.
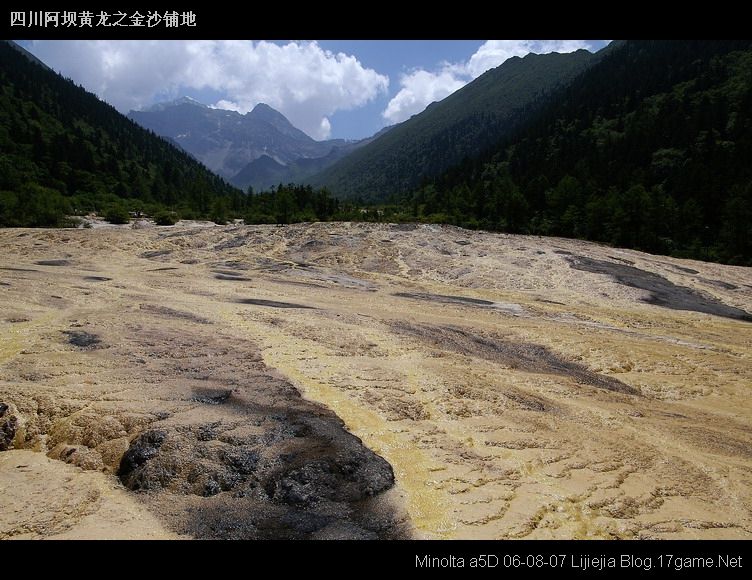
[215, 274, 253, 281]
[567, 255, 752, 322]
[392, 321, 638, 395]
[393, 292, 495, 307]
[138, 304, 211, 325]
[140, 250, 172, 259]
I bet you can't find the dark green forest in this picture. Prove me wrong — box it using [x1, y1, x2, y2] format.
[0, 41, 241, 227]
[398, 40, 752, 265]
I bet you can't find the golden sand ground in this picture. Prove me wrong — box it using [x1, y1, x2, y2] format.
[1, 222, 751, 539]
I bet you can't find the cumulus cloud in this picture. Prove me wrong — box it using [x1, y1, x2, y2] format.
[26, 40, 388, 140]
[383, 40, 596, 124]
[464, 40, 594, 78]
[382, 69, 466, 125]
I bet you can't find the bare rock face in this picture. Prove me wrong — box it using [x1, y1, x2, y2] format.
[0, 403, 20, 451]
[119, 430, 168, 489]
[117, 410, 399, 539]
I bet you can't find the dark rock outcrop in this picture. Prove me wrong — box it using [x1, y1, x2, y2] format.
[0, 403, 18, 451]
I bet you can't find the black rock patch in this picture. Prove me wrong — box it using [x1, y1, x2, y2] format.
[118, 430, 168, 490]
[140, 250, 172, 259]
[191, 390, 232, 405]
[62, 330, 101, 348]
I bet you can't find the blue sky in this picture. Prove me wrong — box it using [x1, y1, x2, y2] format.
[320, 41, 486, 139]
[19, 40, 609, 140]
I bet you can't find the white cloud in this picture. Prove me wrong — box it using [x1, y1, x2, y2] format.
[382, 69, 466, 124]
[382, 40, 595, 124]
[318, 117, 332, 139]
[464, 40, 592, 78]
[26, 40, 389, 140]
[212, 100, 243, 113]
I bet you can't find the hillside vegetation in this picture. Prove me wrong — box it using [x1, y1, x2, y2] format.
[400, 40, 752, 265]
[0, 41, 241, 227]
[312, 50, 596, 199]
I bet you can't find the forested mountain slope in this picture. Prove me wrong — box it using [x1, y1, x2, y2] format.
[404, 40, 752, 265]
[312, 49, 596, 199]
[0, 41, 240, 227]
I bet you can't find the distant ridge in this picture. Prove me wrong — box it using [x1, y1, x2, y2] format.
[129, 99, 370, 191]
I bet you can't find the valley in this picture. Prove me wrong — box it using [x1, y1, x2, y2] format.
[128, 99, 370, 191]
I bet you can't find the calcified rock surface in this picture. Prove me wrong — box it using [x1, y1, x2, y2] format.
[1, 222, 751, 539]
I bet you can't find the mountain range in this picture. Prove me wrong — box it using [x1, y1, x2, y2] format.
[130, 49, 598, 200]
[128, 99, 377, 191]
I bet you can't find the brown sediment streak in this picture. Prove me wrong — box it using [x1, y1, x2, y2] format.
[567, 255, 752, 322]
[391, 321, 638, 395]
